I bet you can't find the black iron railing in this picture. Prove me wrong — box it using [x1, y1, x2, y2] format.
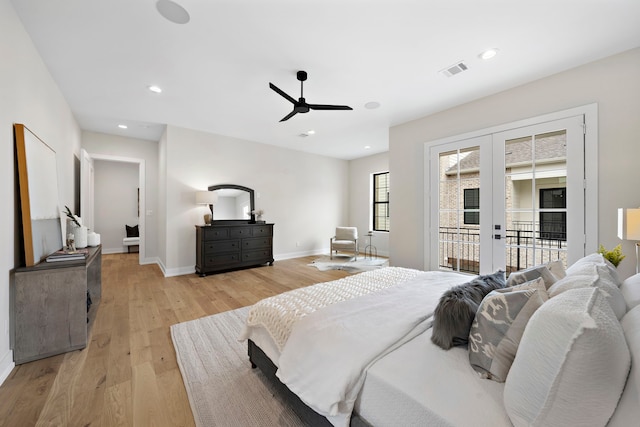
[439, 225, 567, 274]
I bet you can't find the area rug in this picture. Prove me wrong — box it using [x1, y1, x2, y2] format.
[309, 255, 389, 272]
[171, 307, 306, 426]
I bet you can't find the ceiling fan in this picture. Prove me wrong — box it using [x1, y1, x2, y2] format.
[269, 71, 353, 122]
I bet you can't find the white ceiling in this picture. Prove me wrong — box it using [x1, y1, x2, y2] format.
[11, 0, 640, 160]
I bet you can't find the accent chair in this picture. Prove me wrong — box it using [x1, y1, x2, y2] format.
[330, 227, 358, 260]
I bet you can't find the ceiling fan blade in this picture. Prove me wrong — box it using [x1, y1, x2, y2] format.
[269, 83, 297, 105]
[279, 110, 298, 122]
[307, 104, 353, 111]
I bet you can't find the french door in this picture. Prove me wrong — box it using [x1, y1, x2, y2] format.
[429, 115, 586, 275]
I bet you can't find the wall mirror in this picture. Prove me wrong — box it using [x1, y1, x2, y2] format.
[207, 184, 255, 223]
[15, 124, 63, 266]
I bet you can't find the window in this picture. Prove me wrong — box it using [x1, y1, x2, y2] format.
[373, 172, 389, 232]
[463, 188, 480, 225]
[539, 187, 566, 241]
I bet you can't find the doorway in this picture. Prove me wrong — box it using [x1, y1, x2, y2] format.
[82, 152, 146, 262]
[426, 106, 597, 275]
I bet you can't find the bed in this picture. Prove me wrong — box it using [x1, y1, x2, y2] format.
[240, 258, 640, 427]
[239, 266, 499, 426]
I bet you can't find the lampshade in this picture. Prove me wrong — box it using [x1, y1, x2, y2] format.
[618, 208, 640, 240]
[195, 191, 218, 205]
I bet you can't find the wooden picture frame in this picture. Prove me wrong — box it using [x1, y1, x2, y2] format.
[15, 124, 63, 266]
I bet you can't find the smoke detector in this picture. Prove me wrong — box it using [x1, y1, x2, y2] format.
[440, 61, 468, 77]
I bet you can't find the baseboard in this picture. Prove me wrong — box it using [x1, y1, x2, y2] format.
[157, 248, 358, 277]
[156, 258, 195, 277]
[0, 349, 14, 386]
[102, 247, 126, 255]
[274, 249, 326, 261]
[141, 257, 159, 266]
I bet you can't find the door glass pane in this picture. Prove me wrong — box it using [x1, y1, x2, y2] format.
[438, 146, 480, 273]
[505, 131, 567, 274]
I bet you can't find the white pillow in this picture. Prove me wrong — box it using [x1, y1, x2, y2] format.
[567, 252, 621, 286]
[620, 273, 640, 311]
[607, 305, 640, 426]
[504, 287, 630, 427]
[548, 264, 627, 320]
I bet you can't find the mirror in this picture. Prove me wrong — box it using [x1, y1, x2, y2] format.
[15, 124, 63, 266]
[207, 184, 255, 223]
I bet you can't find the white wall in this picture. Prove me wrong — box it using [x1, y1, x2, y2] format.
[389, 47, 640, 280]
[82, 131, 159, 261]
[160, 125, 349, 276]
[0, 0, 81, 383]
[349, 152, 390, 257]
[93, 160, 139, 252]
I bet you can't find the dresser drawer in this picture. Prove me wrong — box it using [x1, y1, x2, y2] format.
[203, 240, 240, 254]
[243, 237, 272, 250]
[229, 227, 251, 238]
[203, 252, 240, 267]
[242, 249, 272, 263]
[203, 227, 230, 240]
[251, 226, 273, 237]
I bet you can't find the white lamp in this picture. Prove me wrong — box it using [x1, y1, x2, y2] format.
[618, 208, 640, 274]
[196, 191, 218, 224]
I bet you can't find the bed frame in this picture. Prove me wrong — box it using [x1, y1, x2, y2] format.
[248, 340, 370, 427]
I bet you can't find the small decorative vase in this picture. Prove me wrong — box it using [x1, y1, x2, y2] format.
[87, 232, 100, 247]
[204, 213, 212, 225]
[74, 226, 88, 249]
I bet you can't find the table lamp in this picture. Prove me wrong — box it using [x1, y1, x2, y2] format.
[618, 208, 640, 274]
[196, 191, 218, 225]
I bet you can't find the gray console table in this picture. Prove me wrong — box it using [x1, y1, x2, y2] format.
[11, 245, 102, 364]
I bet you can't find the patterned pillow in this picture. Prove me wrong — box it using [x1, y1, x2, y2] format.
[506, 264, 557, 289]
[503, 277, 549, 301]
[468, 279, 546, 382]
[546, 259, 566, 279]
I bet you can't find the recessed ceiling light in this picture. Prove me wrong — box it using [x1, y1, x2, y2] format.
[299, 130, 316, 138]
[148, 85, 163, 93]
[479, 48, 499, 60]
[156, 0, 190, 24]
[118, 124, 128, 129]
[364, 145, 371, 150]
[364, 101, 381, 110]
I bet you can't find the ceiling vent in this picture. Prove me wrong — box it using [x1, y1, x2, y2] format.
[440, 61, 468, 77]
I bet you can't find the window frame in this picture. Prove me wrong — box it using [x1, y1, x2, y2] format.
[539, 187, 567, 241]
[463, 188, 480, 225]
[373, 171, 390, 232]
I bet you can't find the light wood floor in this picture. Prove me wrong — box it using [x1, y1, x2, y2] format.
[0, 254, 351, 426]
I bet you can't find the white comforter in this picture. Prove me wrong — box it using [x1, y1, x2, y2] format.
[275, 270, 469, 427]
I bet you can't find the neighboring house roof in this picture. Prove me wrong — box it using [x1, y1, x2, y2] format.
[446, 132, 567, 175]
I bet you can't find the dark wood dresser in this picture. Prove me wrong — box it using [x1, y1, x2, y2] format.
[195, 223, 274, 276]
